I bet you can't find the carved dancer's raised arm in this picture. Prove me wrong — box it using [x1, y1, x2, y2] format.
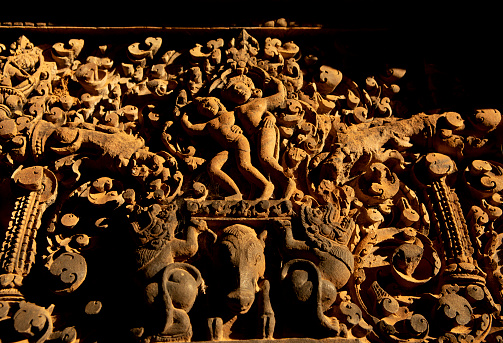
[181, 113, 208, 135]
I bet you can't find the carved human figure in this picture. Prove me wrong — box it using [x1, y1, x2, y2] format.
[2, 29, 503, 343]
[181, 97, 273, 200]
[1, 36, 43, 90]
[221, 71, 295, 199]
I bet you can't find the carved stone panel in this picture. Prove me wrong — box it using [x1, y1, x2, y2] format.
[0, 24, 502, 343]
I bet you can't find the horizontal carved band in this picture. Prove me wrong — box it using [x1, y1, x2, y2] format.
[0, 27, 501, 343]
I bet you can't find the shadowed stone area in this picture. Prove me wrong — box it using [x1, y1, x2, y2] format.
[0, 20, 502, 343]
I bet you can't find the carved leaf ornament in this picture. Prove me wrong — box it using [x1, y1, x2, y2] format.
[0, 28, 501, 343]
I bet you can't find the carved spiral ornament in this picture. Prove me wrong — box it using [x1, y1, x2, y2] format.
[0, 26, 501, 343]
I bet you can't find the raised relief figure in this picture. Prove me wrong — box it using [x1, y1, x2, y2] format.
[0, 28, 502, 343]
[277, 200, 357, 337]
[128, 201, 209, 342]
[204, 224, 274, 341]
[220, 68, 295, 199]
[181, 97, 273, 200]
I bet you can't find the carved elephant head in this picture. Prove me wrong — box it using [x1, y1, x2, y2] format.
[214, 224, 267, 314]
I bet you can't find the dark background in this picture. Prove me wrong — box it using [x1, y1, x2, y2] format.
[1, 1, 502, 110]
[0, 3, 501, 341]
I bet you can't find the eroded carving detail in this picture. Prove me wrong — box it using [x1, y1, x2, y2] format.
[0, 29, 501, 343]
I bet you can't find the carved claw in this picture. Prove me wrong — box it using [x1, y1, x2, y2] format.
[230, 125, 243, 135]
[190, 218, 208, 232]
[263, 112, 276, 128]
[321, 314, 340, 335]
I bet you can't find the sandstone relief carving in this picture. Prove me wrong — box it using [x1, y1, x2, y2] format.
[0, 28, 502, 343]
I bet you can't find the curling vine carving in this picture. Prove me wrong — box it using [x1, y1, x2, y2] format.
[0, 28, 502, 343]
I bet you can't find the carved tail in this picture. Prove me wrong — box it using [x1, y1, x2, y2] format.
[158, 262, 204, 341]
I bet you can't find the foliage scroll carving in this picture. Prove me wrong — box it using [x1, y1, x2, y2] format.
[0, 28, 502, 343]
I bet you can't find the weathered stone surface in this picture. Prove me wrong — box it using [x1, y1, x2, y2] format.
[0, 24, 501, 343]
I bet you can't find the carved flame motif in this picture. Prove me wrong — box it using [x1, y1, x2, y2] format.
[0, 29, 501, 343]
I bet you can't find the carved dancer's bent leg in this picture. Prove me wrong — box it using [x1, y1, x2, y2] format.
[235, 136, 274, 200]
[257, 126, 296, 199]
[208, 150, 242, 200]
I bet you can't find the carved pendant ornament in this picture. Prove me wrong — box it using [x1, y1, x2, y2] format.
[0, 28, 502, 343]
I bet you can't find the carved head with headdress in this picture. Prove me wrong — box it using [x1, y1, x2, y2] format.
[221, 71, 255, 105]
[193, 96, 227, 117]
